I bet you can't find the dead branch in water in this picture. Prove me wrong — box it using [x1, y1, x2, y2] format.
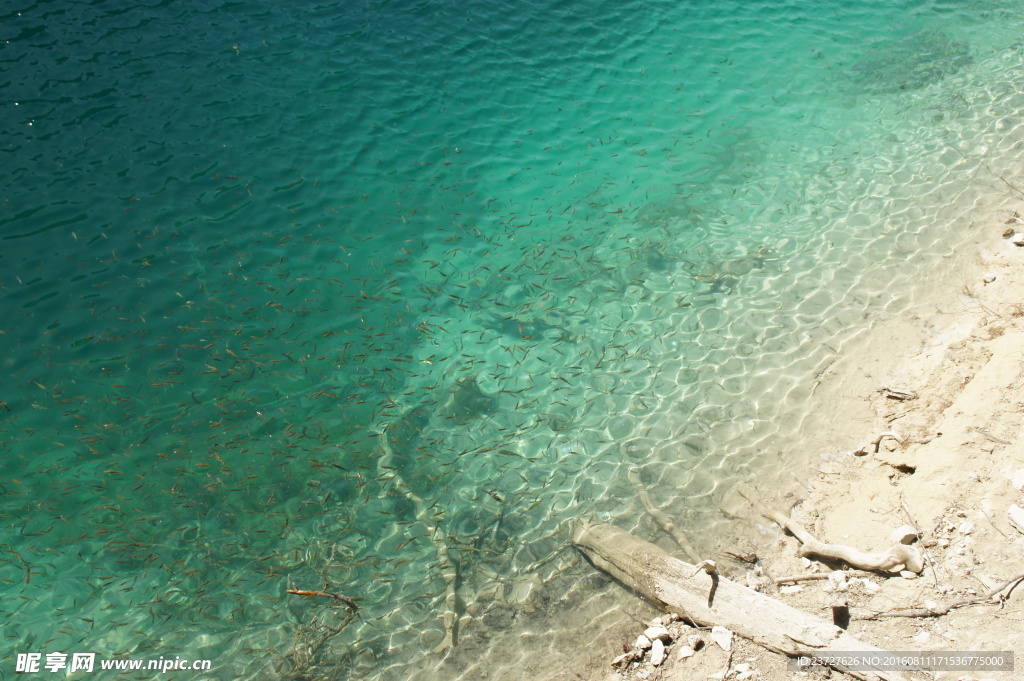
[628, 467, 701, 562]
[286, 587, 360, 612]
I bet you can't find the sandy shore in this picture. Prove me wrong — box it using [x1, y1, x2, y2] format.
[580, 195, 1024, 681]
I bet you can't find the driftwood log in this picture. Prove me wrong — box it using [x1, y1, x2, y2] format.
[736, 485, 924, 573]
[572, 520, 914, 681]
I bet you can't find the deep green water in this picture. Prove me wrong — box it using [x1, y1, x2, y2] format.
[3, 0, 1024, 679]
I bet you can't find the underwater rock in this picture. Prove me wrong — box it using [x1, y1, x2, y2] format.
[444, 374, 497, 422]
[485, 312, 573, 342]
[387, 405, 431, 450]
[384, 404, 445, 496]
[687, 247, 779, 297]
[507, 573, 546, 612]
[851, 29, 972, 94]
[637, 245, 677, 272]
[544, 411, 574, 432]
[475, 582, 506, 604]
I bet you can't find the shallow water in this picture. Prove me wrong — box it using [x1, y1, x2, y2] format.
[3, 0, 1024, 678]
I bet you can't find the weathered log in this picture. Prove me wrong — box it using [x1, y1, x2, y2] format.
[572, 520, 914, 681]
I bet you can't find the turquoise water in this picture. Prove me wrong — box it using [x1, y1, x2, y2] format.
[3, 0, 1024, 678]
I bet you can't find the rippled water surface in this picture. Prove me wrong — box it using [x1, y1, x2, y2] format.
[3, 0, 1024, 678]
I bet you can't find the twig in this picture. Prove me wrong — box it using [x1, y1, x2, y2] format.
[286, 588, 360, 612]
[871, 431, 903, 452]
[691, 560, 718, 577]
[723, 551, 758, 564]
[720, 647, 735, 680]
[980, 507, 1011, 541]
[948, 143, 1024, 198]
[628, 468, 701, 562]
[775, 570, 877, 585]
[855, 572, 1024, 620]
[898, 495, 919, 534]
[971, 428, 1012, 445]
[775, 574, 829, 584]
[280, 603, 359, 679]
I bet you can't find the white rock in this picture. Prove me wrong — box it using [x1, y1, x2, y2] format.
[914, 630, 931, 644]
[890, 524, 920, 544]
[734, 662, 758, 679]
[710, 626, 733, 651]
[650, 617, 663, 626]
[1010, 469, 1024, 491]
[687, 633, 703, 648]
[827, 570, 848, 592]
[779, 584, 803, 594]
[635, 634, 652, 650]
[982, 273, 996, 284]
[959, 520, 975, 535]
[649, 638, 666, 666]
[1008, 505, 1024, 535]
[610, 652, 632, 667]
[636, 670, 650, 680]
[644, 625, 671, 642]
[900, 570, 918, 579]
[861, 579, 880, 594]
[676, 646, 696, 660]
[1012, 232, 1024, 246]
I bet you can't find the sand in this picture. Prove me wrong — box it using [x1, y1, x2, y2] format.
[581, 199, 1024, 680]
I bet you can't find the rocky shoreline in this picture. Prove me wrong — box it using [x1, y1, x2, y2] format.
[587, 204, 1024, 681]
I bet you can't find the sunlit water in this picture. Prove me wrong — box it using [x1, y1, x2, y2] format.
[3, 0, 1024, 678]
